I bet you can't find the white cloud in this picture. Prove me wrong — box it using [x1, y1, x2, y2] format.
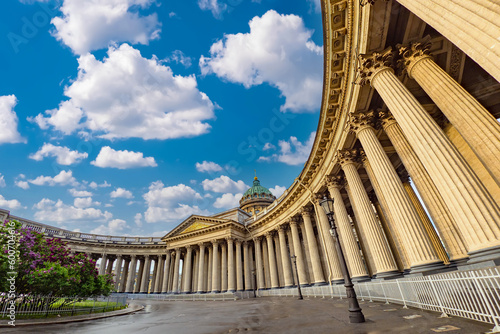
[213, 193, 242, 209]
[198, 0, 227, 19]
[69, 188, 93, 197]
[32, 44, 215, 140]
[0, 95, 26, 145]
[74, 197, 100, 208]
[51, 0, 161, 55]
[110, 187, 134, 199]
[33, 198, 112, 223]
[269, 185, 286, 198]
[134, 213, 143, 227]
[0, 195, 22, 210]
[89, 180, 111, 189]
[0, 174, 5, 188]
[30, 143, 88, 165]
[263, 142, 276, 151]
[308, 0, 321, 13]
[196, 160, 223, 173]
[200, 10, 323, 112]
[202, 175, 248, 193]
[91, 146, 157, 169]
[90, 219, 128, 235]
[143, 181, 208, 223]
[29, 170, 78, 187]
[15, 180, 29, 190]
[164, 50, 192, 68]
[258, 131, 316, 165]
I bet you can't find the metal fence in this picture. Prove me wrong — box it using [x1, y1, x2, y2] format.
[127, 292, 245, 301]
[0, 295, 127, 318]
[258, 268, 500, 332]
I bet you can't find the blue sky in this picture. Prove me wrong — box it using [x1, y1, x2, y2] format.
[0, 0, 323, 236]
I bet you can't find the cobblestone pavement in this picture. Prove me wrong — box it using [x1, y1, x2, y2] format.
[1, 297, 493, 334]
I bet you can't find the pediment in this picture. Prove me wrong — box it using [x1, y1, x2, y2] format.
[163, 215, 231, 239]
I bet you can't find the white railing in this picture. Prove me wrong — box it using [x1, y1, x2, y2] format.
[258, 268, 500, 332]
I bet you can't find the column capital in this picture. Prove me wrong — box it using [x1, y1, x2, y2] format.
[197, 242, 206, 248]
[299, 208, 312, 218]
[349, 110, 377, 134]
[338, 149, 360, 167]
[378, 109, 397, 130]
[265, 231, 275, 239]
[277, 224, 288, 233]
[186, 245, 193, 251]
[360, 0, 389, 6]
[130, 254, 137, 259]
[225, 237, 234, 243]
[211, 239, 220, 245]
[234, 238, 242, 245]
[144, 254, 150, 259]
[359, 149, 369, 167]
[326, 175, 344, 189]
[397, 39, 433, 78]
[358, 48, 395, 86]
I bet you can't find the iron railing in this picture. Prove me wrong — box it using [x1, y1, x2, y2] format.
[0, 295, 127, 318]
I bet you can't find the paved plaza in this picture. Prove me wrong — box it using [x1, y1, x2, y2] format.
[2, 297, 493, 334]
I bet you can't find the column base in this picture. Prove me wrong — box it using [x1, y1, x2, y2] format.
[236, 289, 244, 292]
[351, 275, 371, 282]
[467, 245, 500, 265]
[180, 292, 192, 294]
[227, 290, 236, 293]
[283, 285, 294, 289]
[448, 257, 469, 267]
[299, 283, 310, 287]
[374, 270, 403, 279]
[312, 281, 327, 286]
[409, 260, 446, 274]
[331, 279, 344, 285]
[211, 290, 220, 293]
[257, 288, 270, 291]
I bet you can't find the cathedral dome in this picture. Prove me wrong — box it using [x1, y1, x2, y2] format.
[239, 176, 276, 215]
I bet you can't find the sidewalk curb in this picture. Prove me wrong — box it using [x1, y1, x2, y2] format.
[0, 304, 145, 327]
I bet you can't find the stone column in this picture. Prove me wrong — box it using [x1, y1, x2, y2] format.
[289, 219, 309, 285]
[265, 232, 280, 289]
[380, 111, 469, 263]
[161, 252, 171, 293]
[211, 241, 220, 293]
[150, 258, 158, 293]
[277, 226, 294, 287]
[300, 209, 326, 284]
[125, 255, 137, 293]
[106, 257, 114, 275]
[273, 234, 284, 286]
[135, 258, 144, 293]
[326, 176, 370, 280]
[399, 173, 450, 264]
[227, 238, 236, 292]
[338, 149, 399, 277]
[207, 245, 213, 291]
[120, 258, 129, 292]
[182, 246, 193, 293]
[154, 256, 164, 293]
[254, 237, 266, 289]
[359, 49, 500, 259]
[243, 241, 252, 291]
[221, 242, 228, 292]
[140, 255, 151, 293]
[99, 254, 107, 275]
[350, 110, 443, 271]
[113, 255, 123, 290]
[393, 0, 500, 83]
[172, 249, 181, 294]
[235, 239, 244, 291]
[399, 41, 500, 185]
[197, 244, 206, 293]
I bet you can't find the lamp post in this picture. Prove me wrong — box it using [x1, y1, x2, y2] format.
[251, 269, 257, 298]
[320, 195, 365, 323]
[290, 255, 303, 300]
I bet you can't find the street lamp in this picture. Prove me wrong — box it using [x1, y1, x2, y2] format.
[251, 269, 257, 298]
[290, 255, 303, 300]
[320, 195, 365, 323]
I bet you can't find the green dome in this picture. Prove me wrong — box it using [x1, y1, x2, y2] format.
[243, 178, 273, 197]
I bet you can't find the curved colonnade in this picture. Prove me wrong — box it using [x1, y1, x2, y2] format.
[2, 0, 500, 294]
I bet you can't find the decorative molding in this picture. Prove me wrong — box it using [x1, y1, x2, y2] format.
[358, 48, 395, 86]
